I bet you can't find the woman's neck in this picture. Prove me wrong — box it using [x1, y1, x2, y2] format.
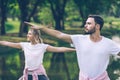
[31, 41, 39, 45]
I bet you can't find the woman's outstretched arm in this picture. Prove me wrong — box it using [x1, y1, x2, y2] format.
[0, 41, 21, 49]
[46, 45, 75, 53]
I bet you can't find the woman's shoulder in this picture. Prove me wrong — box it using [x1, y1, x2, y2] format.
[20, 42, 30, 46]
[39, 43, 49, 46]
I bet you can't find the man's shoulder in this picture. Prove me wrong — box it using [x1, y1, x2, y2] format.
[71, 34, 88, 39]
[102, 36, 112, 41]
[102, 36, 116, 44]
[71, 34, 87, 37]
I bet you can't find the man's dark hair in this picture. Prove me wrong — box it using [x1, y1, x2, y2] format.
[88, 15, 104, 30]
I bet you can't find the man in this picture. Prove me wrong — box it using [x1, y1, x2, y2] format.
[25, 15, 120, 80]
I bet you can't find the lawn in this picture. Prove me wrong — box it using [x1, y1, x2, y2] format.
[5, 19, 20, 33]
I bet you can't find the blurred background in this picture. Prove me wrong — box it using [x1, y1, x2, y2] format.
[0, 0, 120, 80]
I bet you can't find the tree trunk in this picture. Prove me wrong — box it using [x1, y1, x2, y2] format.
[49, 53, 70, 80]
[1, 57, 7, 80]
[17, 0, 40, 37]
[48, 0, 70, 79]
[17, 0, 29, 37]
[55, 19, 64, 30]
[19, 51, 25, 76]
[0, 0, 8, 35]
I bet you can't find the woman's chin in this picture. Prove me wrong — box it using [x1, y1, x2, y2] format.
[27, 39, 30, 41]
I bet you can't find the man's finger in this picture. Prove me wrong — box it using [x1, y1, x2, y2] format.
[24, 21, 34, 26]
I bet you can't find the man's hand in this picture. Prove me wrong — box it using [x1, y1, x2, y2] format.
[24, 21, 43, 30]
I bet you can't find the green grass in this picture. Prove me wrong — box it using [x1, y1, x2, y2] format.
[5, 19, 20, 33]
[104, 16, 120, 29]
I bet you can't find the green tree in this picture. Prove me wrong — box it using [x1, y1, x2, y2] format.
[74, 0, 113, 26]
[8, 0, 20, 20]
[17, 0, 43, 36]
[47, 0, 72, 80]
[0, 0, 8, 35]
[48, 0, 67, 30]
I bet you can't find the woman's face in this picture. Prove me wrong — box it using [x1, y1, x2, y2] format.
[27, 30, 34, 41]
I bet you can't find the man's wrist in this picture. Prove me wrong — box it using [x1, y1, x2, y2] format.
[39, 25, 45, 30]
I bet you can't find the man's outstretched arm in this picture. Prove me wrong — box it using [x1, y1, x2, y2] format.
[118, 52, 120, 56]
[24, 22, 72, 43]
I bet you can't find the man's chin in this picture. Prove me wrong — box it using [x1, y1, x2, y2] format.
[84, 30, 95, 34]
[84, 31, 90, 34]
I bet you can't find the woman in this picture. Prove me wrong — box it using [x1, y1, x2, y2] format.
[0, 29, 75, 80]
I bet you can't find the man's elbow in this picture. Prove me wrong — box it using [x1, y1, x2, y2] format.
[117, 52, 120, 56]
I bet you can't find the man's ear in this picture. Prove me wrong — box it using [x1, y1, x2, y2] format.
[96, 24, 100, 30]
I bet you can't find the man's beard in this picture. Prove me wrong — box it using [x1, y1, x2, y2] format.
[84, 27, 96, 34]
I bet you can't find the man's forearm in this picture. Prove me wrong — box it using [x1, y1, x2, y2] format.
[40, 26, 63, 39]
[24, 21, 63, 39]
[24, 21, 72, 43]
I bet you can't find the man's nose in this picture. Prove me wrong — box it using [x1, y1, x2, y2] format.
[84, 24, 87, 28]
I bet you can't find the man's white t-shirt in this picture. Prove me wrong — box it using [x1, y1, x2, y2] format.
[20, 42, 48, 70]
[71, 35, 120, 78]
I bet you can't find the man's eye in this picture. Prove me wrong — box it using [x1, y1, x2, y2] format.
[88, 23, 91, 25]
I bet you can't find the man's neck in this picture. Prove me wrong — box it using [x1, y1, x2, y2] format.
[90, 33, 102, 42]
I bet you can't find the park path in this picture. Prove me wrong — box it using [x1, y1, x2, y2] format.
[112, 35, 120, 46]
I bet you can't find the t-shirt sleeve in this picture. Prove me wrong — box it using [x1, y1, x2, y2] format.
[19, 42, 26, 50]
[109, 41, 120, 55]
[71, 35, 79, 42]
[70, 35, 83, 47]
[42, 43, 49, 52]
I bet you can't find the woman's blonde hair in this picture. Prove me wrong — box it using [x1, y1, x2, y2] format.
[29, 28, 43, 43]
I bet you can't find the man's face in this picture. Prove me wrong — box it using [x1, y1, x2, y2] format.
[84, 17, 96, 34]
